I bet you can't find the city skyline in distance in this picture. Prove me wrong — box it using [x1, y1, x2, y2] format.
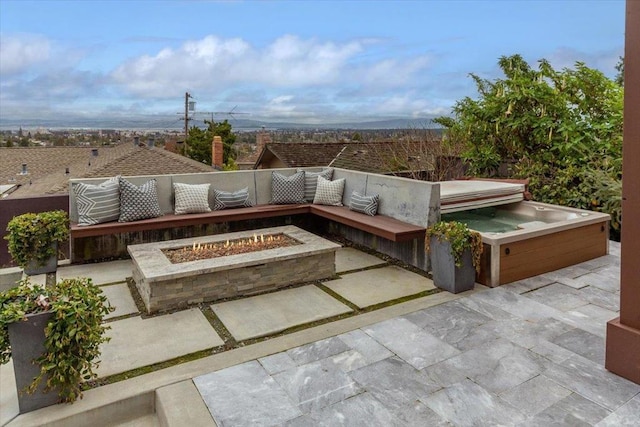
[1, 1, 624, 126]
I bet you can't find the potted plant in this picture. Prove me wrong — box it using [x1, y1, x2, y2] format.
[5, 210, 69, 275]
[0, 277, 113, 413]
[425, 220, 483, 293]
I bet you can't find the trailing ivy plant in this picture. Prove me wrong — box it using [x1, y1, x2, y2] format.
[5, 210, 70, 268]
[425, 221, 483, 272]
[0, 278, 114, 403]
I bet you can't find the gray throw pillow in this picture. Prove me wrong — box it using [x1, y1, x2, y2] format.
[349, 191, 379, 216]
[298, 168, 334, 202]
[271, 171, 306, 204]
[73, 176, 120, 225]
[213, 187, 253, 210]
[118, 178, 163, 222]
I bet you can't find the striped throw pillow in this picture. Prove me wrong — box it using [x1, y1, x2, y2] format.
[349, 191, 379, 216]
[298, 168, 334, 202]
[213, 187, 253, 210]
[73, 177, 120, 225]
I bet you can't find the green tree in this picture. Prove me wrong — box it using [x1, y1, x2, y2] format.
[615, 56, 624, 86]
[185, 119, 237, 168]
[436, 54, 623, 236]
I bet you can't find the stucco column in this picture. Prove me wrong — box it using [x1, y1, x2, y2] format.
[605, 0, 640, 385]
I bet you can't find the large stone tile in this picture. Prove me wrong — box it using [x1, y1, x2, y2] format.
[287, 336, 351, 365]
[273, 358, 362, 412]
[525, 283, 589, 312]
[391, 400, 452, 427]
[559, 303, 618, 338]
[97, 308, 223, 377]
[57, 259, 133, 285]
[211, 285, 352, 341]
[423, 379, 526, 426]
[551, 328, 606, 364]
[195, 360, 301, 426]
[285, 392, 402, 427]
[469, 287, 559, 322]
[575, 272, 620, 293]
[349, 356, 441, 410]
[472, 316, 574, 350]
[425, 338, 546, 394]
[543, 354, 640, 411]
[259, 352, 297, 375]
[404, 300, 495, 351]
[596, 394, 640, 426]
[363, 317, 460, 370]
[499, 375, 572, 416]
[577, 285, 620, 312]
[101, 283, 138, 319]
[458, 295, 517, 321]
[502, 275, 555, 294]
[323, 266, 435, 308]
[337, 329, 393, 366]
[529, 341, 578, 364]
[534, 393, 611, 426]
[334, 247, 386, 273]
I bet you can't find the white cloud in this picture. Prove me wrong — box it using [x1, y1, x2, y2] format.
[0, 34, 51, 75]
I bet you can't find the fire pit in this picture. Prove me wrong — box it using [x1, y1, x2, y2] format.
[128, 226, 341, 313]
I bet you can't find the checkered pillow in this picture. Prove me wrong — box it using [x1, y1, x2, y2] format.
[298, 168, 334, 202]
[313, 176, 345, 206]
[349, 191, 379, 216]
[174, 183, 211, 215]
[73, 176, 120, 225]
[271, 171, 306, 204]
[213, 187, 253, 210]
[118, 178, 163, 222]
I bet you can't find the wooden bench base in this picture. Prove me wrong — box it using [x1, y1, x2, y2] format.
[71, 204, 425, 242]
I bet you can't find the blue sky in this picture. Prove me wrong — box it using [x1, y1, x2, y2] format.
[0, 0, 625, 127]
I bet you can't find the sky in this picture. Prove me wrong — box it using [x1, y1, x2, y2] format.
[0, 0, 626, 128]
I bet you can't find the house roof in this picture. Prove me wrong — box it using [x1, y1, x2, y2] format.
[0, 144, 214, 198]
[252, 140, 438, 174]
[255, 143, 348, 168]
[331, 141, 436, 174]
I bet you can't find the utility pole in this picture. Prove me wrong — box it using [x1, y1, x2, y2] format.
[184, 92, 192, 150]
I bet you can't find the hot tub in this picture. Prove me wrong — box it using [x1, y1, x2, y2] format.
[441, 200, 610, 287]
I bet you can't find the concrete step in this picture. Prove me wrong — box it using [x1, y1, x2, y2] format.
[155, 381, 216, 427]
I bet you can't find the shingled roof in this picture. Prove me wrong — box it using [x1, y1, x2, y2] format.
[0, 144, 214, 198]
[255, 143, 348, 168]
[252, 141, 436, 175]
[331, 141, 436, 174]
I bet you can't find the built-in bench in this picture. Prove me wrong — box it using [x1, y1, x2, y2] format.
[69, 168, 440, 271]
[70, 204, 425, 242]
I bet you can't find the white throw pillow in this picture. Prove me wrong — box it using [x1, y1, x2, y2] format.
[313, 176, 345, 206]
[174, 183, 211, 215]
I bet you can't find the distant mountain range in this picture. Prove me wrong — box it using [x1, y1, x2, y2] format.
[0, 115, 443, 131]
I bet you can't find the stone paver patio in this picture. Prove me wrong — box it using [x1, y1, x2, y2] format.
[1, 242, 639, 426]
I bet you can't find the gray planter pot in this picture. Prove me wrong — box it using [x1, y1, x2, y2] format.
[24, 243, 58, 276]
[429, 237, 476, 294]
[8, 311, 60, 413]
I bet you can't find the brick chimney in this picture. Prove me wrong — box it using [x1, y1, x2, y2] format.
[256, 128, 271, 156]
[212, 136, 224, 169]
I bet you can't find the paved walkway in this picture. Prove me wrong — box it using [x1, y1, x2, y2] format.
[1, 242, 639, 426]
